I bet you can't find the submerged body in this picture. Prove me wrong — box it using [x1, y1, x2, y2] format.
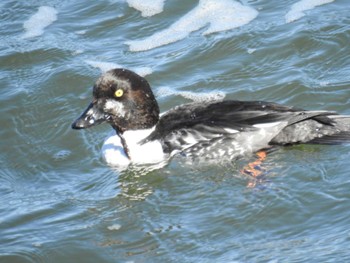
[72, 68, 350, 168]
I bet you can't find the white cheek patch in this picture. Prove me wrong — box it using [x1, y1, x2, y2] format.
[104, 100, 126, 117]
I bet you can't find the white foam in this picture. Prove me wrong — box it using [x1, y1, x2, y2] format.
[23, 6, 58, 39]
[319, 80, 329, 87]
[247, 48, 256, 54]
[132, 66, 153, 77]
[107, 224, 121, 231]
[126, 0, 258, 52]
[85, 60, 121, 73]
[157, 86, 225, 103]
[75, 30, 87, 35]
[127, 0, 165, 17]
[285, 0, 334, 23]
[85, 60, 153, 76]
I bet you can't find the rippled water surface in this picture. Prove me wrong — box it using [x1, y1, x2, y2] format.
[1, 0, 350, 262]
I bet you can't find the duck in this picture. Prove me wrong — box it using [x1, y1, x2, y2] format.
[72, 68, 350, 168]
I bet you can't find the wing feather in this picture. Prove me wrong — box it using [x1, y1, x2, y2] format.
[142, 100, 338, 153]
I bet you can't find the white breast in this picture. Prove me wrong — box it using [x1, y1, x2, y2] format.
[101, 134, 130, 167]
[101, 128, 166, 167]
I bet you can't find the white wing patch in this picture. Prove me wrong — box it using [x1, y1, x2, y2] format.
[253, 122, 282, 128]
[224, 128, 239, 134]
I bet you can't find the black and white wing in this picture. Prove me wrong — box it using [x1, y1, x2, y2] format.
[143, 100, 349, 158]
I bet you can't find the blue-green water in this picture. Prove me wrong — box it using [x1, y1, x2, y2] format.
[1, 0, 350, 262]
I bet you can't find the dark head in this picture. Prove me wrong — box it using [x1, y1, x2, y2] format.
[71, 68, 160, 133]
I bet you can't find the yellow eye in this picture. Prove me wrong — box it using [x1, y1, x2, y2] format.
[114, 89, 124, 98]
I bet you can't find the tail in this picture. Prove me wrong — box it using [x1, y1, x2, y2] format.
[308, 115, 350, 145]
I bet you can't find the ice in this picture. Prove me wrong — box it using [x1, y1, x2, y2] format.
[127, 0, 165, 17]
[126, 0, 258, 52]
[85, 60, 153, 76]
[285, 0, 334, 23]
[157, 86, 225, 102]
[23, 6, 58, 39]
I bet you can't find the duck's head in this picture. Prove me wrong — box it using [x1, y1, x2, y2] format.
[72, 68, 159, 133]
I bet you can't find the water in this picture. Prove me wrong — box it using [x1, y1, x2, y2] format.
[1, 0, 350, 262]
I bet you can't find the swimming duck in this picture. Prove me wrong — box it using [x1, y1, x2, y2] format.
[72, 68, 350, 167]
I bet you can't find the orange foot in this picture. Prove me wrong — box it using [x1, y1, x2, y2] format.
[241, 151, 267, 188]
